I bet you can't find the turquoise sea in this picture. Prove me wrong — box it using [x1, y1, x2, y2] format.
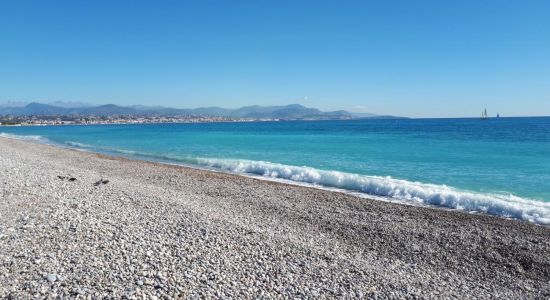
[2, 117, 550, 224]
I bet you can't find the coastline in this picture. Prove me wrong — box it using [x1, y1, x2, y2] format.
[1, 136, 549, 298]
[2, 130, 549, 226]
[0, 119, 269, 127]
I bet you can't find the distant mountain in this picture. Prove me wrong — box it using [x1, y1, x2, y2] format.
[78, 104, 142, 116]
[0, 103, 63, 116]
[49, 101, 92, 108]
[0, 102, 401, 120]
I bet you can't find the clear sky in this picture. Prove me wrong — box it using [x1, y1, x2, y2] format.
[1, 0, 549, 117]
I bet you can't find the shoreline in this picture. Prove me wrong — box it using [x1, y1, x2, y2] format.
[1, 136, 549, 298]
[0, 119, 270, 127]
[2, 131, 549, 226]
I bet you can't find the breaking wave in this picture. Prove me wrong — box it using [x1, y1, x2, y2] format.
[0, 132, 49, 142]
[4, 134, 550, 225]
[99, 147, 550, 225]
[64, 141, 94, 148]
[192, 158, 550, 225]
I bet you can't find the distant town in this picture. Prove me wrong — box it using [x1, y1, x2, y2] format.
[0, 102, 394, 126]
[0, 115, 278, 126]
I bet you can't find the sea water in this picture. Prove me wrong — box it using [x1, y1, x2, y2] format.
[2, 117, 550, 224]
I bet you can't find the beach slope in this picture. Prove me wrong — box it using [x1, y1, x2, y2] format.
[0, 137, 549, 298]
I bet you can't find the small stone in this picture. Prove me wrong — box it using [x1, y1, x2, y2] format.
[73, 288, 85, 295]
[136, 280, 144, 286]
[144, 278, 154, 286]
[46, 274, 57, 282]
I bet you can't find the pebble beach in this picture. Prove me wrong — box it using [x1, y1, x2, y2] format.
[1, 136, 549, 299]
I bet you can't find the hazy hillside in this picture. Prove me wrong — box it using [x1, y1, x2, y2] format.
[0, 102, 400, 120]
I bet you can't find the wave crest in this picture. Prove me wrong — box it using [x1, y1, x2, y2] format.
[64, 141, 93, 148]
[194, 158, 550, 225]
[0, 132, 48, 142]
[5, 135, 549, 225]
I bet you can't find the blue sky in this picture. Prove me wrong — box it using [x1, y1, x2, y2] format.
[1, 0, 549, 117]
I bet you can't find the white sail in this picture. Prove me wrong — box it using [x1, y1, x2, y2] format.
[481, 108, 488, 119]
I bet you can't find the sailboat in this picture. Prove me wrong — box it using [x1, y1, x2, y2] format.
[481, 108, 488, 120]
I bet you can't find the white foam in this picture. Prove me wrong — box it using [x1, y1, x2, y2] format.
[194, 158, 550, 225]
[0, 132, 48, 142]
[3, 133, 549, 225]
[64, 141, 93, 148]
[111, 149, 139, 155]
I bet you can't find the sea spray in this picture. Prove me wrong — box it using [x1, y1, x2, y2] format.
[192, 158, 550, 225]
[0, 132, 48, 142]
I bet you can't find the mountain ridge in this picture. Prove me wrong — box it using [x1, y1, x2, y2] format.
[0, 102, 402, 120]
